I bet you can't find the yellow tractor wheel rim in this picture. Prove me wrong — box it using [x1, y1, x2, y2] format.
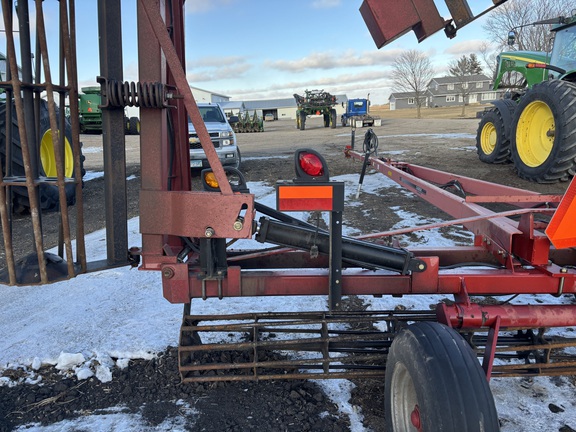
[480, 121, 497, 155]
[516, 101, 555, 167]
[39, 129, 74, 177]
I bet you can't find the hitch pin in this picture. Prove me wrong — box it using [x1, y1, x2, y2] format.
[555, 270, 567, 297]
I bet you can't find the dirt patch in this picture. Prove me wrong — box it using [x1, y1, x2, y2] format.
[0, 348, 348, 432]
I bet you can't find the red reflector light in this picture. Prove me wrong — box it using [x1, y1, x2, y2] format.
[527, 63, 546, 69]
[299, 153, 324, 176]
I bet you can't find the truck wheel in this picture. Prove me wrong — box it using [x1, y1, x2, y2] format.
[299, 112, 306, 130]
[323, 113, 330, 127]
[0, 100, 84, 213]
[510, 80, 576, 183]
[129, 116, 140, 135]
[330, 109, 337, 129]
[476, 106, 511, 164]
[341, 117, 347, 127]
[385, 322, 499, 432]
[234, 148, 242, 170]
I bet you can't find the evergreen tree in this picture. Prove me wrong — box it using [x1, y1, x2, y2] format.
[449, 54, 483, 76]
[469, 54, 483, 74]
[448, 54, 484, 116]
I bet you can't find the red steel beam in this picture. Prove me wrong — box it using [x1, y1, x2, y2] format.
[438, 303, 576, 329]
[346, 150, 553, 264]
[159, 261, 576, 304]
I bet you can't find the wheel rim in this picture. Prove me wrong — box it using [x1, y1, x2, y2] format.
[390, 362, 420, 432]
[516, 100, 555, 167]
[40, 129, 74, 177]
[480, 121, 497, 155]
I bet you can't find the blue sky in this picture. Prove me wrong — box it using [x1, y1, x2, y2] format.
[7, 1, 500, 105]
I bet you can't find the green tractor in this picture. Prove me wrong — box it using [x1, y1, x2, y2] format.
[294, 89, 338, 131]
[476, 14, 576, 183]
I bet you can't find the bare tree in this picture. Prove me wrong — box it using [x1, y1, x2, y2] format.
[391, 50, 434, 119]
[478, 41, 498, 79]
[482, 0, 576, 51]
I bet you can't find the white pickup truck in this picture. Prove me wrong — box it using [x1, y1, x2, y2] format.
[188, 103, 240, 170]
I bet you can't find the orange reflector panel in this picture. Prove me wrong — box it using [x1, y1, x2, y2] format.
[546, 178, 576, 249]
[278, 185, 334, 211]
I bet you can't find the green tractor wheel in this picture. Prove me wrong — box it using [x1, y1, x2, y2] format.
[510, 80, 576, 183]
[40, 128, 75, 178]
[476, 103, 513, 164]
[0, 100, 84, 213]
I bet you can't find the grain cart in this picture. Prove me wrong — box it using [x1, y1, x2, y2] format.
[3, 1, 576, 432]
[78, 86, 103, 133]
[476, 13, 576, 183]
[341, 98, 381, 127]
[294, 89, 337, 130]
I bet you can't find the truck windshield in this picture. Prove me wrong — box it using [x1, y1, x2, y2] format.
[199, 106, 225, 123]
[551, 26, 576, 74]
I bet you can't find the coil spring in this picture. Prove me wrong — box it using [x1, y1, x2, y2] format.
[97, 77, 168, 109]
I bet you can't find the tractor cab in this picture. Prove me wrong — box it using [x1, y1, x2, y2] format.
[550, 18, 576, 79]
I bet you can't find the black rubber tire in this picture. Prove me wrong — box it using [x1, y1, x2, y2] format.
[476, 103, 514, 164]
[330, 109, 337, 129]
[234, 147, 242, 170]
[0, 100, 84, 213]
[385, 322, 499, 432]
[510, 80, 576, 183]
[129, 116, 140, 135]
[323, 113, 330, 128]
[299, 112, 306, 130]
[341, 117, 347, 127]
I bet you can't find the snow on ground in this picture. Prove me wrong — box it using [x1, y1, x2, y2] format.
[2, 171, 576, 431]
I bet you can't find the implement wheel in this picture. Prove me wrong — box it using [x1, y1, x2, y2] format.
[476, 102, 514, 164]
[385, 322, 499, 432]
[510, 80, 576, 183]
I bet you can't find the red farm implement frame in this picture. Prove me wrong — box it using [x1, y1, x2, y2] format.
[1, 0, 576, 430]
